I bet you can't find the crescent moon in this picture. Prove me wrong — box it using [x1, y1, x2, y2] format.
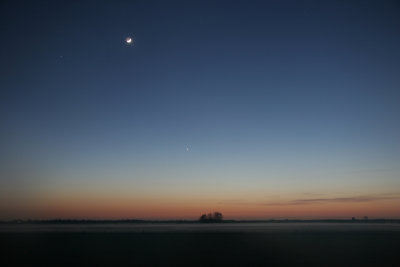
[126, 37, 133, 44]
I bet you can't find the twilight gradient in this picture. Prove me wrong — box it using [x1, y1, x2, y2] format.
[0, 1, 399, 219]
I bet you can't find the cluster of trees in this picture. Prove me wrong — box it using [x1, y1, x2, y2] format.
[199, 212, 223, 223]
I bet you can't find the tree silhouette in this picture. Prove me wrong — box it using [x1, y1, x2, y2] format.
[199, 214, 208, 221]
[199, 212, 223, 223]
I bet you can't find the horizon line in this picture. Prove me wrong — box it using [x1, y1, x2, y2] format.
[2, 218, 400, 223]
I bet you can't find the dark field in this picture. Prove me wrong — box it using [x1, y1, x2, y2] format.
[1, 223, 399, 266]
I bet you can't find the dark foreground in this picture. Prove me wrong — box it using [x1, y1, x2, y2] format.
[1, 223, 399, 266]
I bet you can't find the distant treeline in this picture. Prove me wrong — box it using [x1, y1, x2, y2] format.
[1, 219, 400, 224]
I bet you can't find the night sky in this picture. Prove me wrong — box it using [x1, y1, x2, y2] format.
[1, 0, 400, 219]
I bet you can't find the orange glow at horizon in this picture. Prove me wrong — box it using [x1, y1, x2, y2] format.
[1, 194, 399, 220]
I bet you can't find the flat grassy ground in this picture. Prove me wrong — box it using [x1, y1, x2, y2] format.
[1, 224, 399, 266]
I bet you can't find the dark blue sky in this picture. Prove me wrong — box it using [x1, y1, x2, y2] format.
[1, 1, 400, 219]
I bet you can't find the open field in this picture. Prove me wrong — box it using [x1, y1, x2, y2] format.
[1, 223, 399, 266]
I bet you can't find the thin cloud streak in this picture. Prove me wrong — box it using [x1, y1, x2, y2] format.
[219, 194, 400, 206]
[286, 196, 400, 205]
